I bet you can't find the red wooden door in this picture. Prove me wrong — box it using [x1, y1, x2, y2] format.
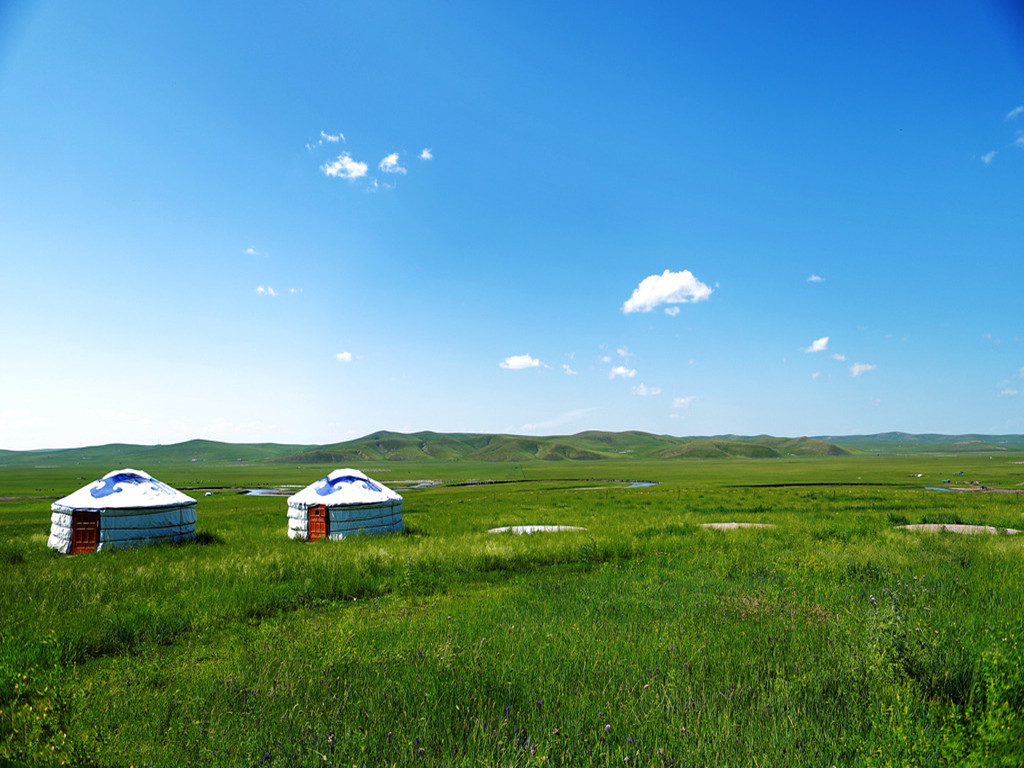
[71, 511, 100, 554]
[308, 505, 329, 541]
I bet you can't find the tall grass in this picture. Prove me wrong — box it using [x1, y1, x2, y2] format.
[1, 457, 1022, 766]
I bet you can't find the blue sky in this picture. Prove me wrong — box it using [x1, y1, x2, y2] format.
[1, 0, 1022, 450]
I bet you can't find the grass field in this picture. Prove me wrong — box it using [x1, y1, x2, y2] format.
[1, 454, 1023, 766]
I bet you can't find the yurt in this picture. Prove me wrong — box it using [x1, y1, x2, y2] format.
[286, 468, 403, 541]
[48, 468, 197, 554]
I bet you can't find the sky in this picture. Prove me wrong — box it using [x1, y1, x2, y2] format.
[1, 1, 1023, 450]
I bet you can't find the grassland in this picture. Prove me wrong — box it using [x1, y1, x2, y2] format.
[1, 452, 1023, 766]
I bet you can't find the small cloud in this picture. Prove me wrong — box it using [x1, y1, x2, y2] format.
[803, 336, 829, 353]
[321, 130, 344, 143]
[246, 247, 260, 256]
[599, 355, 612, 364]
[1006, 106, 1024, 121]
[981, 151, 997, 165]
[289, 288, 302, 294]
[807, 274, 825, 283]
[379, 153, 407, 174]
[609, 366, 636, 379]
[832, 353, 846, 361]
[664, 306, 681, 317]
[562, 364, 579, 376]
[255, 285, 278, 297]
[632, 384, 661, 396]
[419, 148, 433, 160]
[335, 351, 353, 363]
[622, 269, 712, 313]
[616, 347, 633, 359]
[1000, 388, 1019, 396]
[520, 408, 593, 433]
[850, 362, 877, 377]
[812, 372, 820, 380]
[672, 396, 696, 408]
[322, 153, 368, 180]
[500, 354, 542, 370]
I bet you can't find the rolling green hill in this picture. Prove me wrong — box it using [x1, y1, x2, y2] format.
[815, 432, 1024, 453]
[0, 439, 313, 467]
[275, 430, 852, 463]
[5, 430, 1024, 468]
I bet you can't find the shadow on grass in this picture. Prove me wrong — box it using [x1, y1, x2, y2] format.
[191, 531, 226, 546]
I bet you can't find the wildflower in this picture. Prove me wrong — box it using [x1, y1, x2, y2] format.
[605, 724, 611, 732]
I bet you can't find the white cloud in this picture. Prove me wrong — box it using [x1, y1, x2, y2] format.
[850, 362, 877, 377]
[664, 306, 680, 316]
[562, 364, 579, 375]
[812, 372, 820, 380]
[520, 408, 593, 433]
[500, 354, 542, 370]
[419, 148, 433, 160]
[1015, 135, 1024, 149]
[90, 408, 153, 427]
[246, 247, 260, 256]
[832, 353, 846, 361]
[632, 384, 661, 396]
[1006, 106, 1024, 121]
[622, 269, 712, 313]
[609, 366, 636, 379]
[803, 336, 829, 353]
[336, 352, 353, 363]
[599, 355, 612, 364]
[616, 347, 633, 359]
[255, 285, 278, 297]
[321, 130, 344, 143]
[289, 287, 302, 294]
[672, 396, 696, 408]
[321, 153, 368, 179]
[807, 274, 825, 283]
[379, 153, 407, 174]
[981, 151, 997, 165]
[1000, 388, 1019, 396]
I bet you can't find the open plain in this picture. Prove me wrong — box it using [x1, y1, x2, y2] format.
[2, 445, 1023, 766]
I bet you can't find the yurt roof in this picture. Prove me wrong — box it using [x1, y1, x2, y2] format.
[53, 468, 196, 511]
[287, 468, 402, 508]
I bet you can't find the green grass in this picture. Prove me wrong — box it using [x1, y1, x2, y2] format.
[1, 456, 1023, 766]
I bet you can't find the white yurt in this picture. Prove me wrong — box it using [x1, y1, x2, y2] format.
[286, 468, 403, 541]
[48, 468, 197, 554]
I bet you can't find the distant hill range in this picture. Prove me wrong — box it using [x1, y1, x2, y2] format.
[3, 431, 1024, 467]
